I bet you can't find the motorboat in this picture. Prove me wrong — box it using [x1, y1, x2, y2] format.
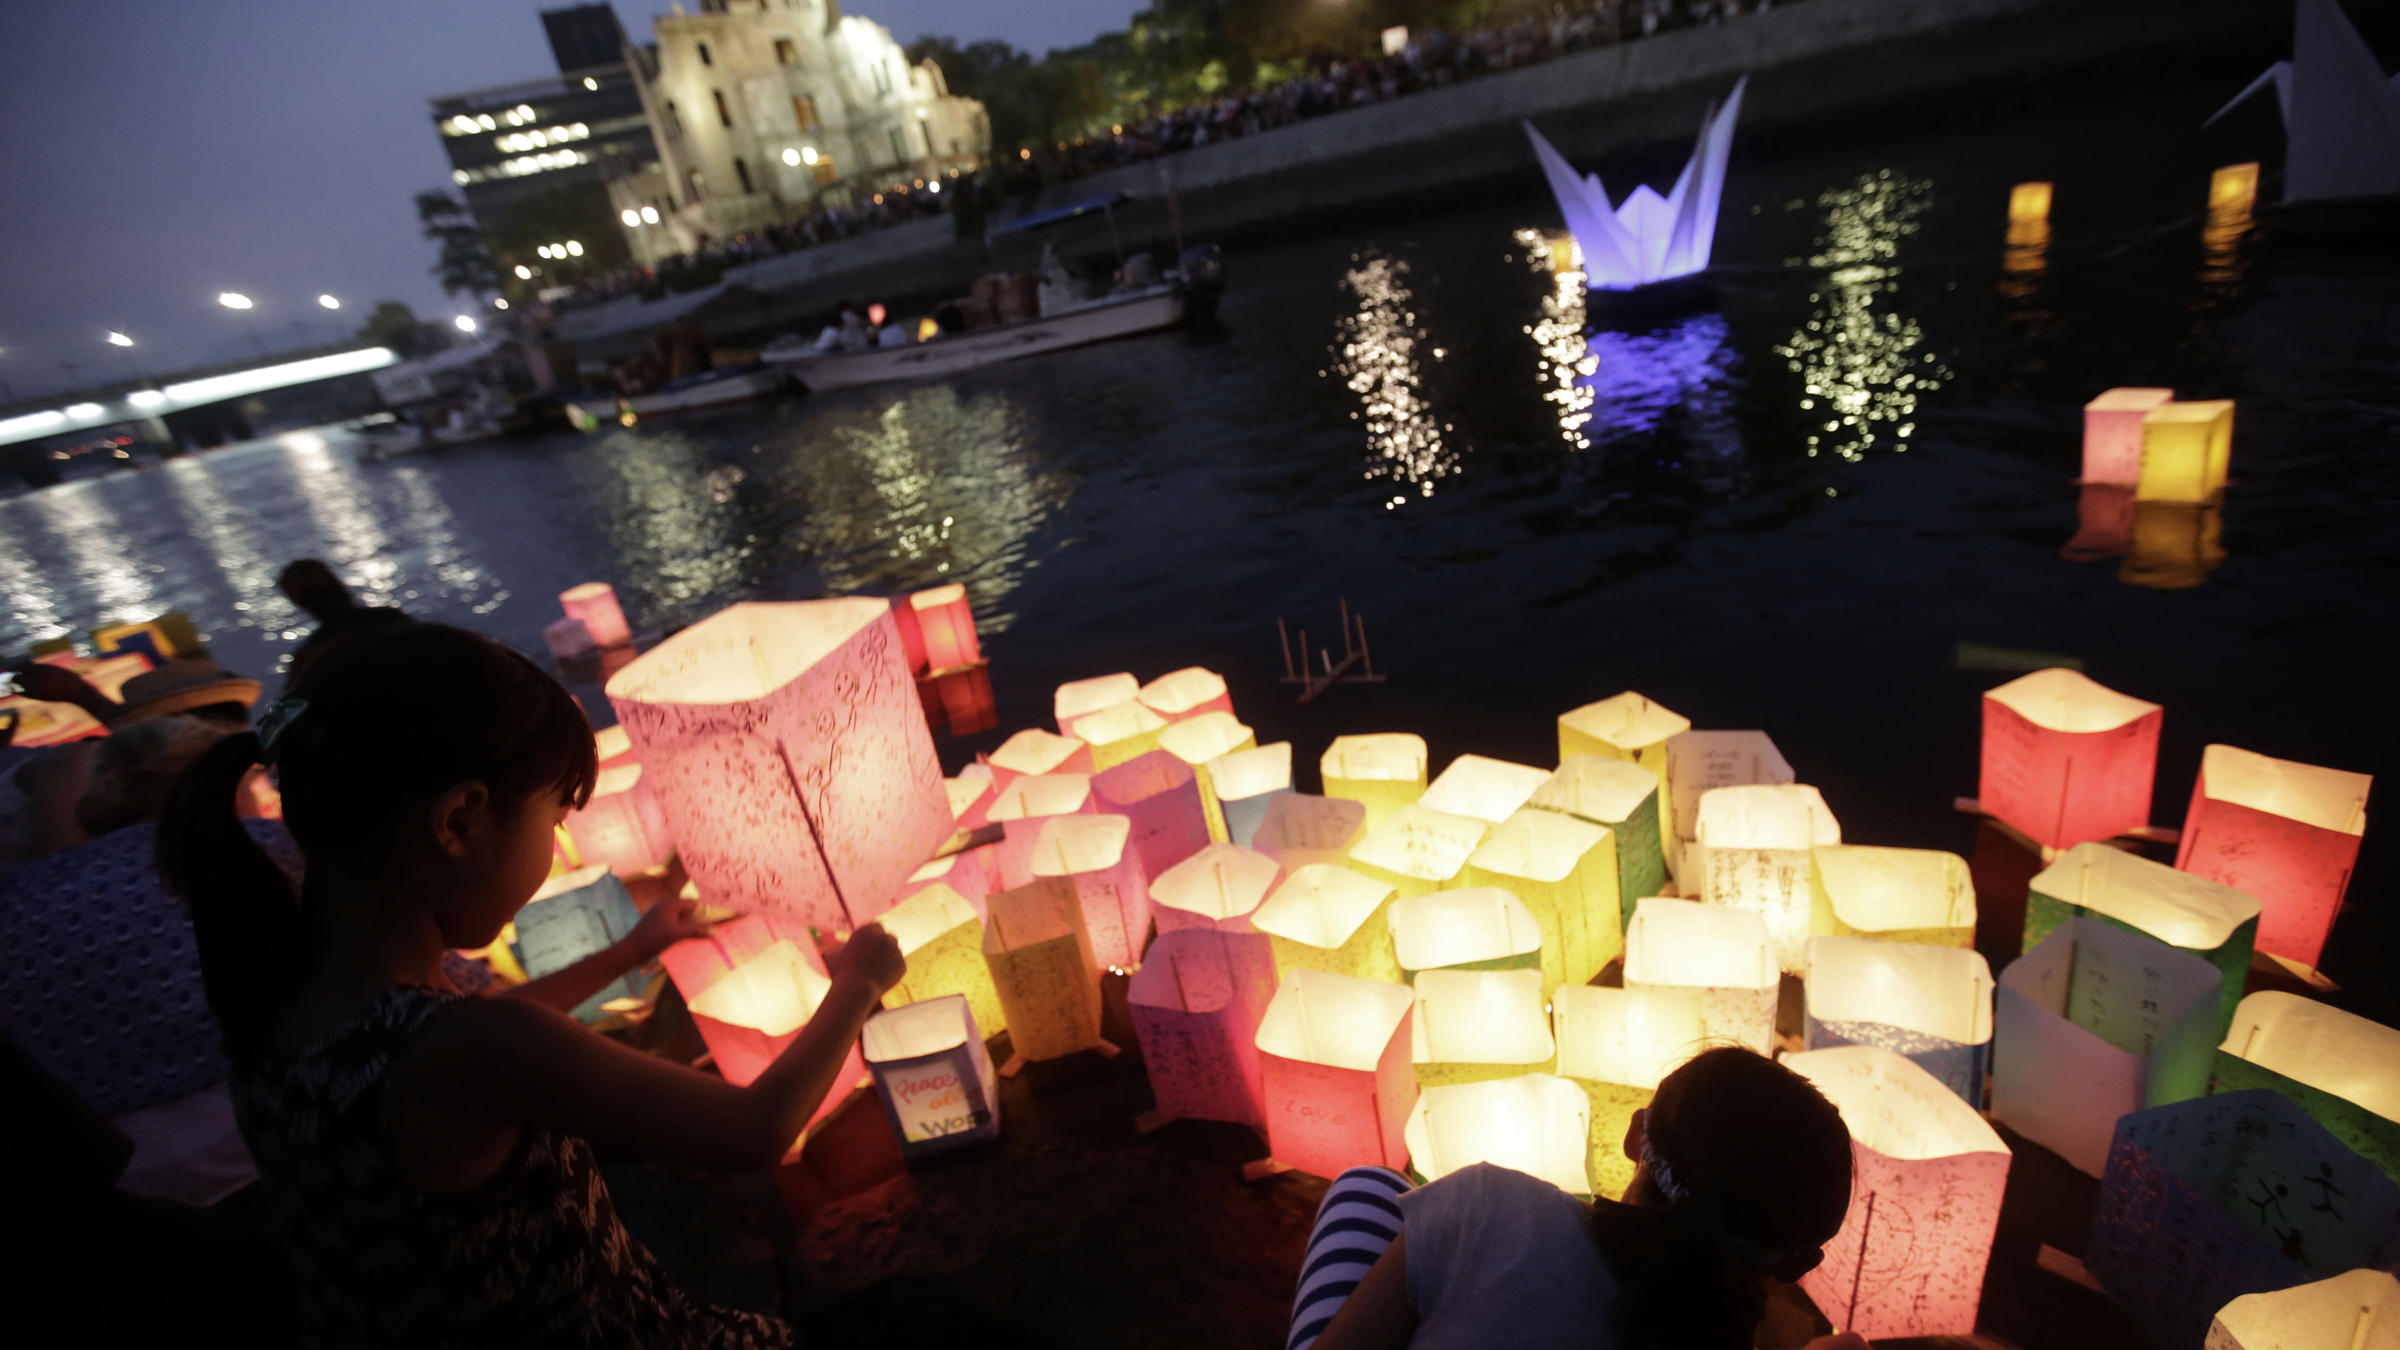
[764, 283, 1187, 392]
[562, 363, 791, 427]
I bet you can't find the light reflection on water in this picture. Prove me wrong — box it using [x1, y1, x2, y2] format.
[1515, 228, 1598, 450]
[1776, 169, 1948, 464]
[1331, 253, 1461, 507]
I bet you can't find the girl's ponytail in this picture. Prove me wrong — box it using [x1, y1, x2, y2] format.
[156, 731, 306, 1063]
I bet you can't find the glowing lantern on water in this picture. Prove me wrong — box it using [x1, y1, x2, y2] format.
[2176, 745, 2370, 971]
[1136, 666, 1232, 724]
[1622, 897, 1776, 1054]
[2208, 162, 2262, 216]
[2207, 1268, 2400, 1350]
[1419, 754, 1551, 826]
[2215, 992, 2400, 1185]
[2027, 842, 2260, 1035]
[1411, 967, 1555, 1086]
[876, 882, 1003, 1038]
[987, 727, 1093, 789]
[1786, 1045, 2012, 1340]
[1252, 864, 1401, 982]
[1803, 936, 1994, 1105]
[1661, 730, 1793, 880]
[1387, 887, 1542, 980]
[981, 877, 1109, 1064]
[2138, 400, 2236, 503]
[560, 581, 633, 648]
[1466, 808, 1619, 996]
[1254, 969, 1418, 1180]
[1054, 672, 1139, 734]
[1810, 844, 1976, 948]
[605, 599, 950, 931]
[1553, 983, 1706, 1198]
[2082, 388, 2176, 485]
[2009, 180, 2053, 223]
[1348, 803, 1488, 899]
[1403, 1074, 1593, 1195]
[1070, 698, 1169, 772]
[1211, 741, 1293, 846]
[665, 917, 865, 1127]
[1151, 842, 1280, 935]
[1691, 784, 1841, 972]
[1557, 690, 1688, 780]
[1978, 668, 2162, 852]
[1130, 928, 1279, 1131]
[2088, 1090, 2400, 1350]
[1251, 793, 1367, 874]
[986, 772, 1094, 889]
[861, 994, 999, 1157]
[908, 583, 979, 670]
[1991, 915, 2223, 1175]
[1320, 733, 1429, 833]
[1092, 749, 1211, 882]
[1159, 711, 1256, 842]
[1029, 813, 1149, 968]
[1529, 756, 1667, 927]
[512, 865, 646, 1022]
[563, 762, 675, 878]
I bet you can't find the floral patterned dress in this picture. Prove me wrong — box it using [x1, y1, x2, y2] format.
[234, 985, 793, 1348]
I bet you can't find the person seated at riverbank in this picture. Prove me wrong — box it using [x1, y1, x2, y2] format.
[278, 559, 409, 682]
[157, 621, 905, 1346]
[1291, 1046, 1868, 1350]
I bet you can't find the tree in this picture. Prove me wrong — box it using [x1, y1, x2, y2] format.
[416, 190, 502, 297]
[486, 182, 630, 286]
[356, 301, 423, 357]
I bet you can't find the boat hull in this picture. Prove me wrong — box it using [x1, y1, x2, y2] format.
[772, 288, 1186, 392]
[619, 367, 791, 416]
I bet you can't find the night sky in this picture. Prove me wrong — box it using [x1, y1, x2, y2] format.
[0, 1, 1135, 399]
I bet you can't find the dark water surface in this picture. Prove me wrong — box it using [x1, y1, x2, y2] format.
[6, 84, 2395, 997]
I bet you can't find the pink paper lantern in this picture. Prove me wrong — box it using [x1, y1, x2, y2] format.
[986, 728, 1093, 794]
[1130, 929, 1278, 1130]
[1159, 711, 1257, 843]
[1151, 842, 1281, 935]
[1092, 749, 1212, 881]
[1030, 813, 1151, 968]
[563, 762, 675, 877]
[905, 844, 999, 919]
[2082, 388, 2175, 485]
[909, 583, 980, 670]
[1978, 669, 2162, 851]
[662, 915, 865, 1131]
[1054, 673, 1139, 734]
[1255, 969, 1418, 1180]
[2175, 745, 2371, 970]
[560, 581, 633, 649]
[1136, 667, 1234, 724]
[604, 599, 952, 931]
[986, 772, 1095, 890]
[945, 764, 997, 832]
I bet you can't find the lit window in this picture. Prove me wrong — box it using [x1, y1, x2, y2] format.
[781, 147, 800, 166]
[640, 205, 660, 224]
[584, 76, 599, 90]
[478, 114, 495, 129]
[621, 208, 641, 226]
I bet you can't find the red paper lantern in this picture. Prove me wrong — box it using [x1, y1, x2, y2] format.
[560, 582, 632, 649]
[1255, 969, 1418, 1180]
[909, 583, 980, 670]
[662, 915, 866, 1133]
[2175, 745, 2371, 970]
[1978, 669, 2162, 851]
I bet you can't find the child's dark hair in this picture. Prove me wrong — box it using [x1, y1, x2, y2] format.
[1594, 1046, 1854, 1350]
[157, 621, 599, 1062]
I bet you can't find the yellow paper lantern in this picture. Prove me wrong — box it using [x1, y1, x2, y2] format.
[1386, 887, 1542, 980]
[1410, 967, 1555, 1086]
[1661, 730, 1794, 882]
[1402, 1074, 1593, 1196]
[1210, 741, 1293, 846]
[2216, 991, 2400, 1185]
[981, 876, 1108, 1064]
[1029, 813, 1149, 969]
[2177, 744, 2371, 971]
[1691, 784, 1841, 972]
[2083, 387, 2176, 485]
[1250, 793, 1367, 873]
[988, 727, 1092, 786]
[1320, 733, 1429, 833]
[1419, 753, 1552, 826]
[1465, 808, 1620, 996]
[2207, 162, 2261, 216]
[2208, 1268, 2399, 1350]
[1251, 864, 1401, 982]
[1159, 711, 1256, 842]
[986, 772, 1093, 889]
[1347, 803, 1488, 899]
[1556, 690, 1689, 777]
[2137, 400, 2235, 503]
[1254, 969, 1418, 1179]
[1052, 672, 1139, 733]
[1069, 698, 1169, 772]
[1135, 666, 1232, 723]
[1622, 896, 1777, 1053]
[1804, 936, 1994, 1104]
[1151, 841, 1281, 935]
[876, 882, 1004, 1039]
[2009, 180, 2053, 223]
[1529, 755, 1668, 921]
[1552, 984, 1706, 1198]
[1809, 844, 1975, 948]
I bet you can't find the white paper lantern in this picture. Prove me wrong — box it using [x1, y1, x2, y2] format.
[1810, 844, 1976, 948]
[1385, 887, 1542, 980]
[1348, 803, 1488, 899]
[1552, 983, 1707, 1198]
[1150, 841, 1281, 935]
[1661, 730, 1794, 880]
[1321, 733, 1429, 833]
[1410, 967, 1555, 1086]
[1210, 741, 1293, 847]
[1251, 863, 1401, 982]
[2207, 1268, 2400, 1350]
[1419, 754, 1552, 826]
[1803, 936, 1993, 1106]
[1403, 1074, 1594, 1196]
[1622, 896, 1776, 1054]
[1691, 784, 1841, 972]
[1053, 672, 1139, 733]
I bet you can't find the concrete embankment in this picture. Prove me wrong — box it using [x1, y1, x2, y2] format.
[560, 0, 2277, 358]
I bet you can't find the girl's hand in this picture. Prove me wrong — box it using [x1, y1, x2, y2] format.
[826, 923, 906, 997]
[628, 892, 722, 959]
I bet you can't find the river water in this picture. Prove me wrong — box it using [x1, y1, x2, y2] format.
[5, 83, 2395, 994]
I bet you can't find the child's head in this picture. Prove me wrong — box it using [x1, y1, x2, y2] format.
[1631, 1046, 1854, 1276]
[275, 558, 357, 623]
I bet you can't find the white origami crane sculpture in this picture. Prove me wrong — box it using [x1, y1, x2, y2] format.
[2207, 0, 2400, 204]
[1523, 76, 1747, 292]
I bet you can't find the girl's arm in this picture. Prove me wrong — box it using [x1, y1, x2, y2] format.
[502, 891, 710, 1013]
[1309, 1236, 1418, 1350]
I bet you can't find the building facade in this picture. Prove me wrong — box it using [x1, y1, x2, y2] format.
[623, 0, 988, 249]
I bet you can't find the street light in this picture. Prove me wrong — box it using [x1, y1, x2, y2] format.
[106, 331, 134, 347]
[218, 291, 268, 357]
[514, 264, 533, 279]
[565, 240, 583, 257]
[217, 292, 253, 310]
[454, 315, 478, 333]
[317, 294, 340, 310]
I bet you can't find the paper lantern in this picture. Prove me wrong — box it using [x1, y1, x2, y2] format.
[1410, 967, 1554, 1086]
[544, 616, 596, 662]
[1151, 842, 1280, 935]
[945, 764, 996, 832]
[664, 916, 865, 1127]
[981, 876, 1108, 1064]
[877, 882, 1003, 1038]
[1991, 915, 2224, 1174]
[1092, 749, 1212, 881]
[1029, 813, 1149, 969]
[919, 662, 997, 736]
[1465, 808, 1619, 996]
[1691, 784, 1841, 972]
[1070, 698, 1169, 773]
[1158, 711, 1256, 843]
[2138, 399, 2236, 503]
[2083, 388, 2176, 485]
[1254, 969, 1418, 1180]
[2207, 162, 2262, 217]
[1053, 672, 1138, 734]
[562, 762, 675, 878]
[1528, 756, 1667, 926]
[605, 599, 950, 930]
[904, 845, 998, 918]
[1661, 730, 1794, 879]
[2216, 992, 2400, 1185]
[1552, 983, 1706, 1199]
[1621, 897, 1776, 1054]
[1320, 733, 1429, 833]
[1556, 690, 1689, 779]
[861, 994, 1000, 1157]
[1210, 742, 1293, 846]
[1785, 1045, 2012, 1340]
[1978, 668, 2162, 852]
[2207, 1268, 2400, 1350]
[908, 583, 980, 669]
[512, 865, 646, 1022]
[2009, 180, 2053, 223]
[1250, 793, 1367, 874]
[987, 727, 1093, 789]
[1136, 666, 1232, 724]
[1129, 928, 1278, 1131]
[1419, 754, 1552, 826]
[1386, 887, 1542, 980]
[1803, 936, 1993, 1106]
[1348, 803, 1488, 899]
[560, 582, 632, 648]
[2027, 842, 2260, 1036]
[2089, 1090, 2400, 1350]
[1810, 844, 1976, 948]
[2177, 745, 2370, 970]
[1251, 864, 1401, 982]
[594, 724, 636, 769]
[1402, 1074, 1592, 1195]
[986, 772, 1094, 890]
